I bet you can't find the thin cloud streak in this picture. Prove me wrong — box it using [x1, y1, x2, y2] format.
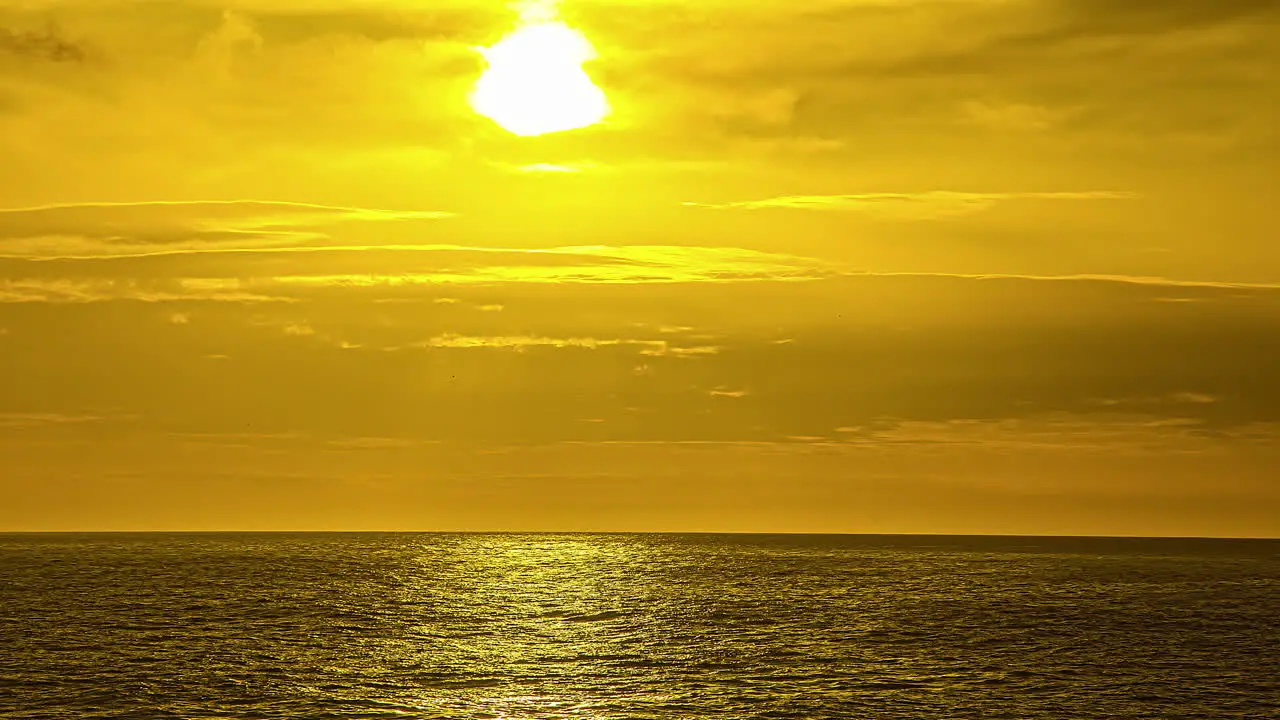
[407, 334, 720, 357]
[860, 271, 1280, 291]
[5, 264, 1280, 304]
[0, 200, 454, 258]
[684, 191, 1138, 218]
[263, 245, 838, 285]
[0, 278, 295, 304]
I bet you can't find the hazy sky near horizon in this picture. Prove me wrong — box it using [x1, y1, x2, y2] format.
[2, 0, 1278, 535]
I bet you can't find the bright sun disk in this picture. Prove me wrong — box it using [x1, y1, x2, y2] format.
[470, 21, 610, 137]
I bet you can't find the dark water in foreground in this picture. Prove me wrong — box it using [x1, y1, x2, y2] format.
[1, 534, 1278, 719]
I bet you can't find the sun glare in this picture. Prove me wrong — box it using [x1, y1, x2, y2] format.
[470, 21, 610, 136]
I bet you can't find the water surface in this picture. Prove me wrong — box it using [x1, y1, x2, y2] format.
[2, 533, 1277, 718]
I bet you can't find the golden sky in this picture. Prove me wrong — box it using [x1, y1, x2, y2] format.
[2, 0, 1278, 535]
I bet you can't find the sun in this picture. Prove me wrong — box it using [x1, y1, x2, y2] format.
[470, 21, 610, 137]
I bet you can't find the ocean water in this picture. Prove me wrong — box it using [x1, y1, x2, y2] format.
[1, 533, 1277, 719]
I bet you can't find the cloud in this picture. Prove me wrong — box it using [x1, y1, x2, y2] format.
[282, 322, 315, 336]
[408, 333, 718, 358]
[0, 411, 136, 428]
[0, 242, 836, 305]
[325, 436, 438, 450]
[961, 99, 1076, 132]
[551, 413, 1280, 476]
[0, 26, 86, 63]
[1091, 392, 1221, 408]
[7, 252, 1279, 306]
[260, 245, 838, 286]
[684, 191, 1137, 218]
[515, 163, 586, 173]
[0, 200, 453, 258]
[0, 277, 293, 303]
[0, 1, 493, 185]
[861, 271, 1280, 292]
[1171, 392, 1220, 405]
[3, 266, 1278, 446]
[575, 0, 1279, 166]
[0, 412, 98, 428]
[1035, 0, 1280, 44]
[643, 345, 720, 358]
[171, 431, 310, 448]
[413, 334, 645, 350]
[832, 414, 1280, 456]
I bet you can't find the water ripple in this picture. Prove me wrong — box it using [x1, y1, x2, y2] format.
[1, 533, 1277, 719]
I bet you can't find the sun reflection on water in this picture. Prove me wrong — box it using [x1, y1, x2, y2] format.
[393, 535, 665, 717]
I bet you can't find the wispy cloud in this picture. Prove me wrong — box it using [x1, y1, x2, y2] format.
[644, 345, 721, 358]
[0, 411, 135, 428]
[961, 99, 1078, 132]
[8, 260, 1279, 306]
[1091, 392, 1221, 408]
[0, 200, 453, 258]
[514, 163, 589, 173]
[264, 245, 837, 285]
[684, 191, 1137, 219]
[325, 437, 440, 450]
[407, 333, 719, 357]
[412, 334, 659, 351]
[0, 278, 293, 303]
[0, 27, 85, 63]
[830, 414, 1278, 454]
[859, 271, 1280, 292]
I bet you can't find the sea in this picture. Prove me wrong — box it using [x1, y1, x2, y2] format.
[1, 533, 1277, 719]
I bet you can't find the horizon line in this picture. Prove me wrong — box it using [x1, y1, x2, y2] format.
[2, 530, 1277, 541]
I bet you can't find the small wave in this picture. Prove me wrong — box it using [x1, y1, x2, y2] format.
[562, 610, 626, 622]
